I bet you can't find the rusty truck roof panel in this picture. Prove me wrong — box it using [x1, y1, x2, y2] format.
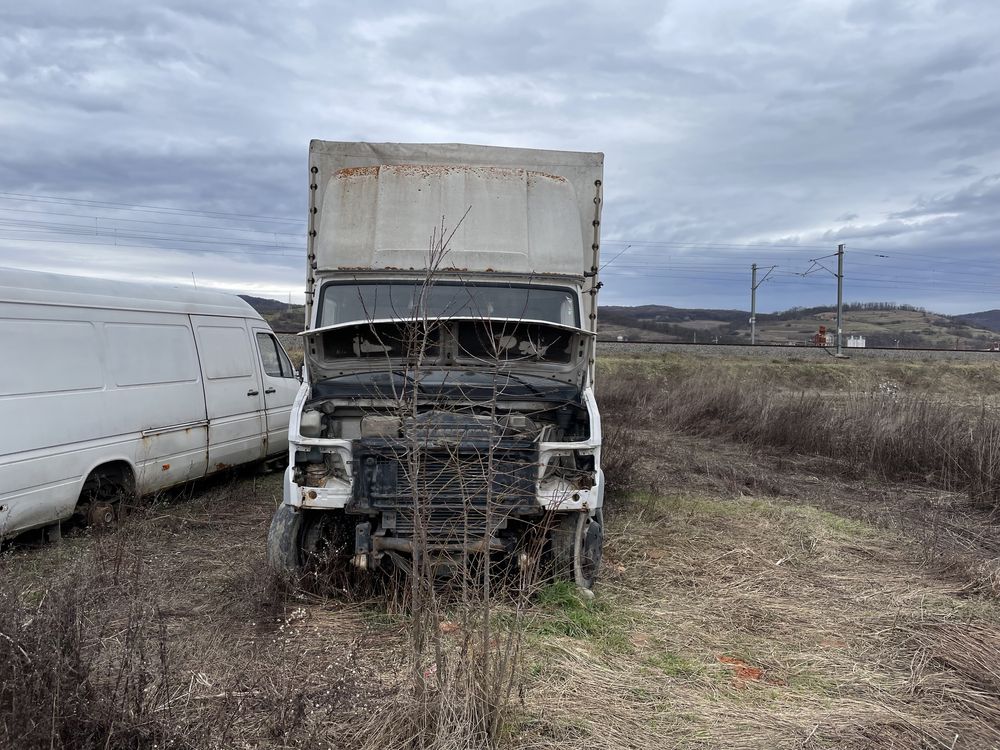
[308, 142, 603, 280]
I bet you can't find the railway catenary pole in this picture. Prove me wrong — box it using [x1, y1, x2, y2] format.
[750, 264, 776, 345]
[836, 243, 845, 356]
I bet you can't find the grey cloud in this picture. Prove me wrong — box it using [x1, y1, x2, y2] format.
[890, 174, 1000, 219]
[2, 0, 1000, 313]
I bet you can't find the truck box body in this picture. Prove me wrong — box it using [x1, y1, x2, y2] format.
[305, 141, 603, 332]
[269, 141, 606, 589]
[0, 268, 299, 541]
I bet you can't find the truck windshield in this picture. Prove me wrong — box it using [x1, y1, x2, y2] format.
[317, 282, 579, 328]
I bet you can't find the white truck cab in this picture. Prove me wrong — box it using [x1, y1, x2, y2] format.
[268, 142, 605, 588]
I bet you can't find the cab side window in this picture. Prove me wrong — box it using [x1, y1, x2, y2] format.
[256, 332, 295, 378]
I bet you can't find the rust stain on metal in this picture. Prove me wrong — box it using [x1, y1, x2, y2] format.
[161, 464, 170, 471]
[215, 463, 230, 471]
[333, 164, 566, 183]
[336, 166, 378, 179]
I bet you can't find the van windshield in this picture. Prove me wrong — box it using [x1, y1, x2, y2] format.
[317, 282, 579, 328]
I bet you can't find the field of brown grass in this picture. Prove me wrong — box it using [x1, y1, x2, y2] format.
[2, 353, 999, 749]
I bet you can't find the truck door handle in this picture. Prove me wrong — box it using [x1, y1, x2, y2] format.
[264, 387, 276, 394]
[247, 389, 259, 396]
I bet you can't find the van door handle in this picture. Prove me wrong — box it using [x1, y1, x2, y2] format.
[247, 389, 259, 396]
[264, 387, 276, 394]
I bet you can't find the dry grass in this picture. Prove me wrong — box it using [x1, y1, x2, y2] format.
[0, 473, 385, 749]
[515, 491, 1000, 749]
[4, 466, 999, 749]
[599, 364, 1000, 513]
[4, 354, 1000, 748]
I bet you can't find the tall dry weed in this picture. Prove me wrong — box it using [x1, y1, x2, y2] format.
[598, 368, 1000, 512]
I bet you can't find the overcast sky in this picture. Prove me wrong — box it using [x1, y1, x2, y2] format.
[2, 0, 999, 314]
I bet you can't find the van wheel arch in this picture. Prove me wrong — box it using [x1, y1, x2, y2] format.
[76, 461, 136, 527]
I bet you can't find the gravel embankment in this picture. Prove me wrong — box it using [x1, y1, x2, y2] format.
[598, 341, 1000, 362]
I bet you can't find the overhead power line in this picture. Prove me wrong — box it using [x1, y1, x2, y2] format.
[0, 206, 304, 237]
[0, 191, 303, 224]
[0, 233, 300, 257]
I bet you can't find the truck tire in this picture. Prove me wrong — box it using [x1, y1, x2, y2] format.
[550, 510, 603, 590]
[267, 502, 305, 579]
[267, 505, 355, 587]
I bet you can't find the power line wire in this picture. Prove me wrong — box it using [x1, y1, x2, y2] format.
[0, 206, 304, 237]
[0, 192, 303, 224]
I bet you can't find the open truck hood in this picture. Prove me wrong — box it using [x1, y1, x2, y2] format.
[301, 316, 596, 338]
[304, 317, 590, 387]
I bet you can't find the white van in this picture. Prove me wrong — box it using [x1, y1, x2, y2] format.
[0, 268, 301, 542]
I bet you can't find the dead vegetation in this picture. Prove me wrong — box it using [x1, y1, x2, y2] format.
[600, 362, 1000, 514]
[3, 354, 1000, 749]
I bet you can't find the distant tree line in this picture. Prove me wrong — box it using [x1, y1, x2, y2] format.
[764, 302, 926, 321]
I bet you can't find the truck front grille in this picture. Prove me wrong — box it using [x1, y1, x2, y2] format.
[352, 438, 538, 540]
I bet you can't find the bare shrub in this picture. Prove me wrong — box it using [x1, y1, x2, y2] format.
[0, 546, 201, 749]
[338, 215, 555, 750]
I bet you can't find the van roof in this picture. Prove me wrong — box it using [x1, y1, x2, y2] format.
[0, 267, 265, 320]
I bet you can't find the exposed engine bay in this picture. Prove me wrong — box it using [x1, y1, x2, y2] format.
[289, 369, 597, 565]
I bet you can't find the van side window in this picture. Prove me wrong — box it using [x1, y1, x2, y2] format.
[257, 332, 294, 378]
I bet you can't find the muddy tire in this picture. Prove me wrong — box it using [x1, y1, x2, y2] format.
[267, 503, 305, 579]
[267, 505, 355, 589]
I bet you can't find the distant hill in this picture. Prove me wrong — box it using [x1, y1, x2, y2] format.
[239, 293, 1000, 349]
[240, 295, 304, 332]
[599, 302, 1000, 349]
[955, 310, 1000, 333]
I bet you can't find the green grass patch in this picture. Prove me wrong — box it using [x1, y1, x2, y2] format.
[645, 650, 705, 678]
[531, 581, 633, 654]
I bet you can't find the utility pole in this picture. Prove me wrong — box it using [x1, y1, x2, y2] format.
[750, 263, 776, 344]
[836, 243, 845, 357]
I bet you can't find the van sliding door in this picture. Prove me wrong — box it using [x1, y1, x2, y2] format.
[191, 316, 266, 470]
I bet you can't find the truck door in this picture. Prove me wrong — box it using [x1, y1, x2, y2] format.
[252, 328, 299, 457]
[191, 315, 266, 471]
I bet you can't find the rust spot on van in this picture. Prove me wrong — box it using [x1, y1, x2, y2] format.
[215, 463, 230, 471]
[161, 464, 170, 471]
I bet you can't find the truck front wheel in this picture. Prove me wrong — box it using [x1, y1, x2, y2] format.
[267, 505, 354, 588]
[550, 510, 603, 590]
